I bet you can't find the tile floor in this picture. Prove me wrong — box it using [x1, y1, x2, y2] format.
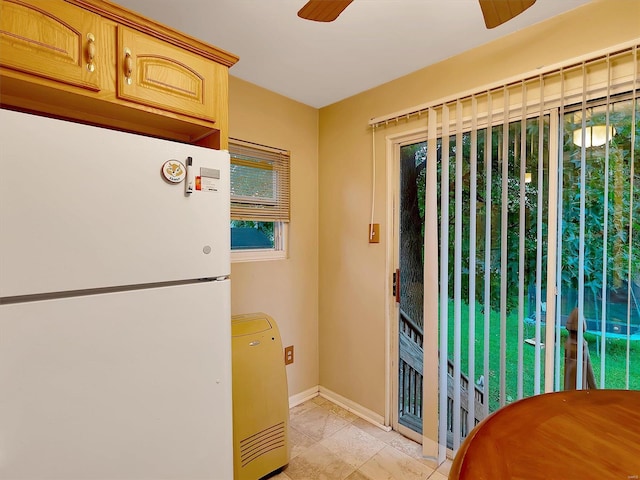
[267, 396, 451, 480]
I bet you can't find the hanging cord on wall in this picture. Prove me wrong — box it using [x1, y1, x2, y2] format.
[370, 125, 376, 240]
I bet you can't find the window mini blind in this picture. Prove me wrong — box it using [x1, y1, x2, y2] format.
[229, 139, 290, 222]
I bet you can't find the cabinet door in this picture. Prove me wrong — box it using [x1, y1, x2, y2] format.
[116, 26, 219, 122]
[0, 0, 101, 91]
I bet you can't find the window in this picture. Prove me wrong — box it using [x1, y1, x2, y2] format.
[229, 138, 290, 261]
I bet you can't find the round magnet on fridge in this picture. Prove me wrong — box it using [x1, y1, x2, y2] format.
[161, 160, 186, 184]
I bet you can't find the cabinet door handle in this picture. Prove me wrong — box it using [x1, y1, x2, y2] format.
[86, 33, 96, 72]
[124, 47, 133, 85]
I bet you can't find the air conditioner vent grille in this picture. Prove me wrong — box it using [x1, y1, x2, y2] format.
[239, 422, 286, 467]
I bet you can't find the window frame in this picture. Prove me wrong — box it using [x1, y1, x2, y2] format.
[231, 222, 288, 262]
[229, 138, 290, 262]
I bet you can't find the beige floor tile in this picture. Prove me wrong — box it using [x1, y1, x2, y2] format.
[289, 403, 351, 442]
[319, 401, 359, 422]
[283, 443, 356, 480]
[281, 398, 451, 479]
[345, 470, 373, 480]
[351, 419, 430, 459]
[312, 396, 329, 406]
[350, 418, 398, 443]
[381, 433, 440, 470]
[290, 425, 319, 459]
[290, 400, 320, 419]
[436, 459, 452, 476]
[383, 431, 425, 460]
[357, 445, 436, 480]
[320, 424, 386, 468]
[427, 471, 448, 480]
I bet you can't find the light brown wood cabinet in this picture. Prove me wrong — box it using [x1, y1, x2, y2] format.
[116, 26, 223, 123]
[0, 0, 102, 92]
[0, 0, 238, 149]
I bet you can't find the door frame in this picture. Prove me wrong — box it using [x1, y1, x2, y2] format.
[385, 127, 429, 445]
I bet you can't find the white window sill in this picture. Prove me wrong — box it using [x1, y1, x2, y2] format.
[231, 249, 287, 263]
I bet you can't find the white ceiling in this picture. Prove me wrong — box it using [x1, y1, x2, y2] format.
[116, 0, 593, 108]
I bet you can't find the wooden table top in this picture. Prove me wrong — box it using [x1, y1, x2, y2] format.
[450, 389, 640, 480]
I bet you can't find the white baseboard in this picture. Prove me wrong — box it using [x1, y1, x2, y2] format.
[288, 386, 319, 408]
[318, 386, 391, 432]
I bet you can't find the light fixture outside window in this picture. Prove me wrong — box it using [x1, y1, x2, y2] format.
[572, 125, 616, 148]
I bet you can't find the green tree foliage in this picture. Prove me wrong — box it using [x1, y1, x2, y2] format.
[561, 99, 640, 328]
[428, 120, 547, 314]
[405, 98, 639, 323]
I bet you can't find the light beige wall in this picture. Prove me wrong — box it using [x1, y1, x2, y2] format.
[228, 76, 319, 398]
[318, 0, 640, 417]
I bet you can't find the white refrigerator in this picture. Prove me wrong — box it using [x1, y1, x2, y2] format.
[0, 109, 233, 479]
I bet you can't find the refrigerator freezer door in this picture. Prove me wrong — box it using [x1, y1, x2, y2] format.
[0, 280, 232, 479]
[0, 109, 230, 298]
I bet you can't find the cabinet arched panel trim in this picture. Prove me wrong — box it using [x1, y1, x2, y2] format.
[0, 0, 100, 91]
[117, 26, 219, 122]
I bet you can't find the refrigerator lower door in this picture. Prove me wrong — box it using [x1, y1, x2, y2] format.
[0, 281, 232, 480]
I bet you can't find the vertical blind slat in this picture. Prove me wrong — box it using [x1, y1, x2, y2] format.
[424, 107, 443, 462]
[534, 74, 545, 395]
[554, 68, 566, 393]
[544, 106, 559, 394]
[600, 56, 612, 388]
[468, 95, 478, 437]
[483, 91, 493, 419]
[499, 87, 509, 407]
[453, 100, 463, 451]
[517, 81, 527, 400]
[576, 62, 588, 390]
[625, 45, 638, 389]
[438, 104, 451, 458]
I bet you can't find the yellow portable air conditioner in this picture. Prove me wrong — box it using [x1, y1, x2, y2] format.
[231, 313, 290, 480]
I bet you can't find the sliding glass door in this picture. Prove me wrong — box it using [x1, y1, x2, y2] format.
[432, 110, 551, 451]
[416, 97, 638, 457]
[559, 96, 640, 390]
[387, 46, 640, 461]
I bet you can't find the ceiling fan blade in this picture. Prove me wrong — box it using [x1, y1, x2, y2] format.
[297, 0, 354, 22]
[479, 0, 536, 29]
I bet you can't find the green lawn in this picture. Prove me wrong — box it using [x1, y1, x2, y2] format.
[443, 299, 640, 413]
